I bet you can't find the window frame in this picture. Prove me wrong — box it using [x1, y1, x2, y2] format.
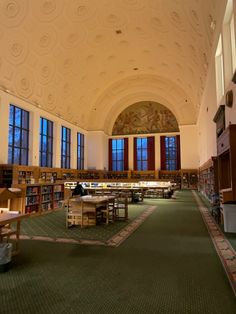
[39, 117, 53, 168]
[8, 104, 29, 165]
[136, 137, 148, 171]
[77, 132, 84, 170]
[111, 138, 125, 171]
[165, 136, 177, 171]
[61, 126, 71, 169]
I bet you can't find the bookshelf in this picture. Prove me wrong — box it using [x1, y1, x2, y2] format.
[0, 164, 39, 186]
[159, 170, 181, 187]
[77, 170, 103, 180]
[181, 169, 198, 189]
[53, 184, 64, 209]
[198, 157, 218, 201]
[131, 171, 158, 180]
[217, 124, 236, 203]
[20, 183, 64, 214]
[41, 185, 53, 212]
[39, 167, 60, 183]
[25, 186, 40, 214]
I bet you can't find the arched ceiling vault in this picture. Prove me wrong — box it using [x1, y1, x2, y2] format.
[0, 0, 225, 131]
[89, 74, 197, 134]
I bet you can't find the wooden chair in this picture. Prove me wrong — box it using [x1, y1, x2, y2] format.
[100, 198, 115, 224]
[114, 194, 128, 221]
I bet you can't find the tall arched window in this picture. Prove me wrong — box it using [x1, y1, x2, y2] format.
[109, 138, 128, 171]
[8, 104, 29, 165]
[133, 136, 155, 171]
[160, 135, 180, 170]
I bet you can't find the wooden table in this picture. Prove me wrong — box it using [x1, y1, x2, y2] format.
[85, 187, 144, 202]
[0, 213, 28, 255]
[70, 195, 115, 225]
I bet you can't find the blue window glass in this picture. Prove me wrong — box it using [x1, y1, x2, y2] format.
[61, 126, 71, 168]
[142, 149, 147, 160]
[165, 136, 177, 170]
[14, 107, 21, 127]
[39, 117, 53, 167]
[8, 147, 12, 162]
[110, 138, 125, 171]
[117, 150, 123, 161]
[77, 132, 84, 170]
[9, 106, 14, 125]
[8, 104, 29, 165]
[14, 128, 21, 147]
[117, 161, 124, 171]
[8, 126, 13, 145]
[143, 161, 148, 171]
[14, 148, 20, 164]
[137, 138, 142, 148]
[136, 137, 150, 170]
[142, 137, 147, 147]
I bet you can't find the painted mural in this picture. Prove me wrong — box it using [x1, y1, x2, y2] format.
[112, 101, 179, 135]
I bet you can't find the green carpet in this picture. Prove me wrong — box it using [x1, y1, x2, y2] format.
[1, 191, 236, 314]
[19, 203, 149, 242]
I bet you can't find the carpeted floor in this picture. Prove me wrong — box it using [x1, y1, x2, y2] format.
[19, 202, 150, 244]
[1, 190, 236, 314]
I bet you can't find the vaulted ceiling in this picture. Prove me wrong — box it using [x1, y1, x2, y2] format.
[0, 0, 224, 134]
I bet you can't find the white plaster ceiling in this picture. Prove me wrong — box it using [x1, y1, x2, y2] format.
[0, 0, 223, 134]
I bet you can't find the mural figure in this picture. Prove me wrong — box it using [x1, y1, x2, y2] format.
[112, 101, 179, 135]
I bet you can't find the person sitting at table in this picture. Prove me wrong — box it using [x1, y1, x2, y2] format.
[72, 182, 87, 197]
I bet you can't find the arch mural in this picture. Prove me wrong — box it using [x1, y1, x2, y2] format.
[112, 101, 179, 135]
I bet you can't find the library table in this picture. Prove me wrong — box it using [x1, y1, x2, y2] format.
[0, 212, 28, 255]
[70, 195, 116, 225]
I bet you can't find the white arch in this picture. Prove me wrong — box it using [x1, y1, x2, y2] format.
[88, 74, 197, 134]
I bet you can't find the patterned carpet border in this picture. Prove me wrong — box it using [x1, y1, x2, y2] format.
[106, 206, 156, 247]
[193, 191, 236, 296]
[18, 206, 156, 247]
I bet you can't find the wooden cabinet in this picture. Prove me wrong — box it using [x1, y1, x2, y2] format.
[217, 124, 236, 203]
[0, 188, 22, 210]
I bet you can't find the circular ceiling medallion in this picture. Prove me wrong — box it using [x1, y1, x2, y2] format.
[0, 0, 28, 27]
[33, 0, 64, 22]
[5, 33, 29, 65]
[67, 0, 96, 22]
[15, 67, 34, 98]
[37, 58, 55, 85]
[33, 26, 57, 55]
